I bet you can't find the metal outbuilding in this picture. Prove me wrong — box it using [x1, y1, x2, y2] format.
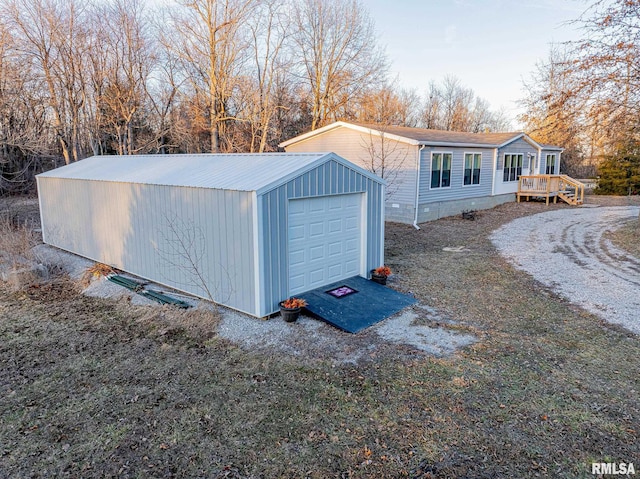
[36, 153, 385, 317]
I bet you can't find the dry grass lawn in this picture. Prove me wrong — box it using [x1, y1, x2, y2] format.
[605, 216, 640, 260]
[1, 195, 639, 478]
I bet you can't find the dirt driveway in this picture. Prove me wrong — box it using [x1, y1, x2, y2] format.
[491, 205, 640, 333]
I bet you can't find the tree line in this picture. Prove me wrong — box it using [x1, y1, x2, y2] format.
[519, 0, 640, 193]
[0, 0, 509, 194]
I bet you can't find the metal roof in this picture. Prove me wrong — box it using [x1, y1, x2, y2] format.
[37, 152, 382, 192]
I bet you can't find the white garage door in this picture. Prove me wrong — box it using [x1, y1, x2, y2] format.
[288, 194, 363, 295]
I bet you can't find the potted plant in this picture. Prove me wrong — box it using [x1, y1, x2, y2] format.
[279, 297, 308, 322]
[370, 265, 392, 285]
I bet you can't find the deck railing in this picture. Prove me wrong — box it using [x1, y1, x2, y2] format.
[517, 174, 584, 205]
[558, 175, 585, 205]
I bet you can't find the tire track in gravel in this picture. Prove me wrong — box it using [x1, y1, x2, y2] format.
[490, 206, 640, 334]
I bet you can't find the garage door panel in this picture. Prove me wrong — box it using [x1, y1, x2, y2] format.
[289, 224, 305, 241]
[327, 263, 343, 277]
[309, 221, 324, 237]
[345, 217, 358, 230]
[328, 196, 343, 209]
[288, 194, 362, 295]
[345, 238, 358, 253]
[328, 219, 342, 233]
[345, 194, 359, 206]
[345, 260, 358, 272]
[290, 250, 305, 266]
[310, 245, 324, 260]
[289, 273, 305, 291]
[309, 268, 325, 284]
[310, 201, 326, 213]
[289, 200, 306, 215]
[328, 241, 342, 256]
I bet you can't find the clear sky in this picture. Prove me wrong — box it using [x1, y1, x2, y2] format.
[366, 0, 588, 127]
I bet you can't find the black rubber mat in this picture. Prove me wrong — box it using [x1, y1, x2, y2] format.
[298, 275, 416, 333]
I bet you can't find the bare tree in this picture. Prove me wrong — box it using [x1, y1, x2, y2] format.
[291, 0, 388, 130]
[144, 48, 182, 154]
[94, 0, 154, 155]
[156, 214, 235, 312]
[359, 127, 412, 199]
[420, 76, 510, 132]
[165, 0, 256, 153]
[4, 0, 90, 164]
[567, 0, 640, 149]
[245, 0, 290, 152]
[352, 84, 420, 127]
[519, 46, 587, 175]
[0, 21, 53, 194]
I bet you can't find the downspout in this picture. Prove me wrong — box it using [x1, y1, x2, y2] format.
[413, 145, 426, 230]
[491, 148, 498, 196]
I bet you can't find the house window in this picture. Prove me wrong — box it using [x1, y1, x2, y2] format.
[464, 153, 481, 185]
[430, 152, 452, 188]
[546, 154, 556, 174]
[503, 154, 523, 182]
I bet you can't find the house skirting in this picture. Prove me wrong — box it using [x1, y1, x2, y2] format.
[416, 194, 514, 223]
[385, 202, 416, 224]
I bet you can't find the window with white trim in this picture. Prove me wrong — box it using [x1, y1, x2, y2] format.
[546, 154, 556, 174]
[503, 153, 523, 182]
[463, 153, 481, 185]
[430, 152, 452, 188]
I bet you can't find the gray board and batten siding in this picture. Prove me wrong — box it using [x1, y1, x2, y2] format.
[37, 153, 385, 318]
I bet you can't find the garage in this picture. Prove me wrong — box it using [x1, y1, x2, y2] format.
[288, 193, 363, 295]
[37, 152, 385, 317]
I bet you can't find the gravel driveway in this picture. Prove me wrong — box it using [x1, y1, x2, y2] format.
[491, 205, 640, 333]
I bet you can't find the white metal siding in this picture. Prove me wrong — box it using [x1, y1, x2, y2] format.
[37, 152, 385, 318]
[288, 194, 362, 295]
[37, 177, 257, 315]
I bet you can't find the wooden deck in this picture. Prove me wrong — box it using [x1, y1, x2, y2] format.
[517, 174, 585, 206]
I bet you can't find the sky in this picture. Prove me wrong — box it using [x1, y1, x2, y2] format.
[366, 0, 589, 127]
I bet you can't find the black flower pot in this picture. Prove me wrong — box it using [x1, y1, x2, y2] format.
[370, 271, 387, 285]
[280, 305, 301, 322]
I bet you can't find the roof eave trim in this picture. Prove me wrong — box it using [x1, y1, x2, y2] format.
[278, 122, 345, 147]
[417, 141, 500, 148]
[498, 133, 543, 149]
